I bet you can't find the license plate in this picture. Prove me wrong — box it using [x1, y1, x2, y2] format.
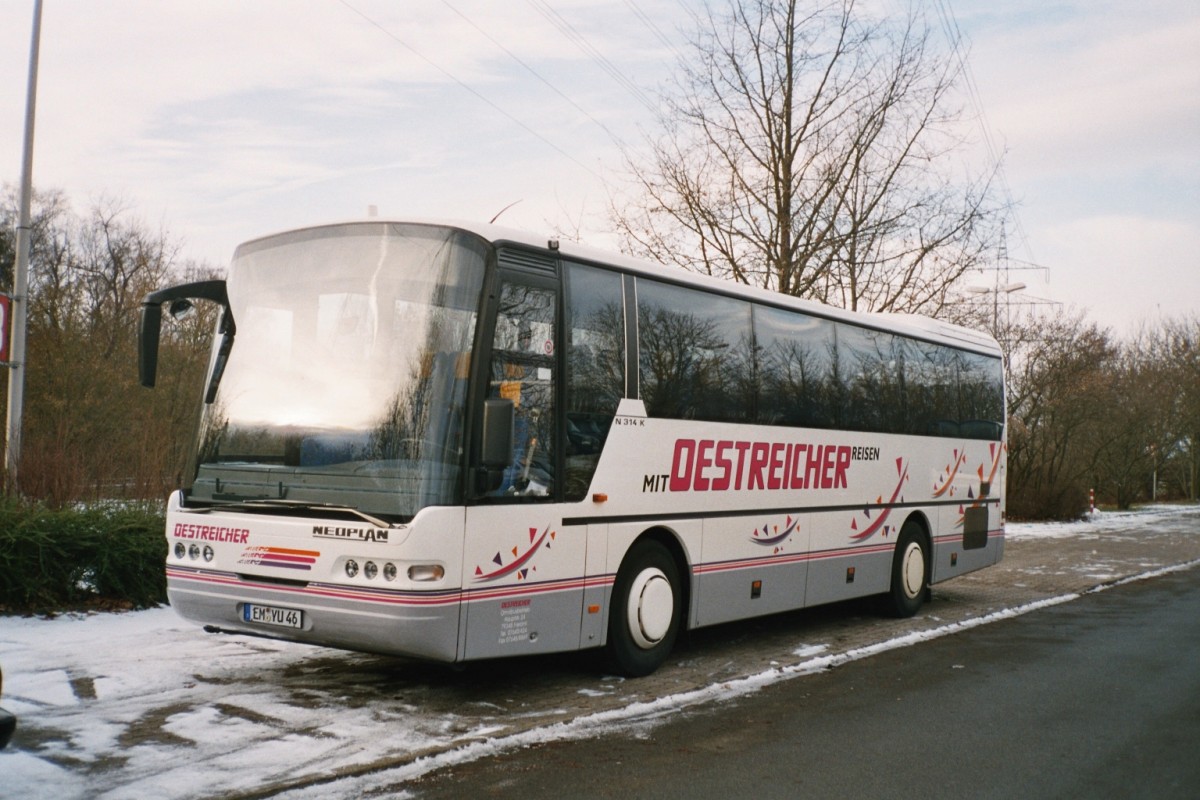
[243, 602, 303, 629]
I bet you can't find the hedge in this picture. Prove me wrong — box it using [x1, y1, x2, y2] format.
[0, 501, 168, 613]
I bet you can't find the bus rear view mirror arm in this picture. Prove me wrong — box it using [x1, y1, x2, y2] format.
[139, 280, 232, 388]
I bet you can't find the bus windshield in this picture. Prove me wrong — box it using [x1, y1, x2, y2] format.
[187, 222, 488, 521]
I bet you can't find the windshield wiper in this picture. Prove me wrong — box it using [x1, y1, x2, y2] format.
[191, 498, 400, 529]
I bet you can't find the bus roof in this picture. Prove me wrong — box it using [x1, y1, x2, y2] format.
[234, 217, 1003, 358]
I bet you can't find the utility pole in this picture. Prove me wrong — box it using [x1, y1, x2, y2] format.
[5, 0, 44, 493]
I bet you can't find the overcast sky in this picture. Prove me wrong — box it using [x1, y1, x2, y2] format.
[1, 0, 1196, 335]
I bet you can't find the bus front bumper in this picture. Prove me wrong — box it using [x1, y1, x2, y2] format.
[167, 566, 462, 663]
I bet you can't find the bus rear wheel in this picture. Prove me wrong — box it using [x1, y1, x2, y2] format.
[605, 539, 682, 677]
[880, 521, 928, 618]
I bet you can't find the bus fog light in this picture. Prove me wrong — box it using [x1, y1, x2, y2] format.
[174, 542, 186, 559]
[345, 559, 359, 578]
[203, 545, 214, 562]
[188, 544, 201, 560]
[364, 561, 378, 580]
[408, 564, 444, 582]
[383, 563, 397, 581]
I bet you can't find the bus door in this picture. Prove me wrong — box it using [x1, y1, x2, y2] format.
[462, 267, 587, 659]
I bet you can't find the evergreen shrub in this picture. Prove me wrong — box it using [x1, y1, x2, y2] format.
[0, 500, 166, 613]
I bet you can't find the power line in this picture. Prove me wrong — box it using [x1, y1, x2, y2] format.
[670, 0, 702, 27]
[440, 0, 631, 153]
[336, 0, 607, 183]
[525, 0, 659, 114]
[622, 0, 683, 58]
[930, 0, 1037, 269]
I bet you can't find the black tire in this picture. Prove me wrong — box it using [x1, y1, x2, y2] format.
[605, 539, 683, 677]
[880, 520, 929, 618]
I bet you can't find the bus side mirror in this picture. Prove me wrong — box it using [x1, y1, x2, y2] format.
[139, 301, 163, 387]
[481, 398, 514, 470]
[138, 279, 231, 389]
[168, 298, 195, 321]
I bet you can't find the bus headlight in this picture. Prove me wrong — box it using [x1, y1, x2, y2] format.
[345, 559, 359, 578]
[174, 542, 186, 559]
[188, 544, 200, 560]
[364, 561, 378, 580]
[383, 563, 398, 581]
[203, 545, 215, 562]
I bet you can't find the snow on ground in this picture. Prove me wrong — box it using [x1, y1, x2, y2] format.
[1, 504, 1197, 799]
[1005, 504, 1196, 540]
[0, 612, 499, 799]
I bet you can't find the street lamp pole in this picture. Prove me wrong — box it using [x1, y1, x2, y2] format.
[6, 0, 44, 493]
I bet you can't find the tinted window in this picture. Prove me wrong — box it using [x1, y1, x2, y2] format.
[752, 304, 1002, 439]
[907, 340, 962, 436]
[958, 351, 1005, 440]
[753, 305, 836, 428]
[625, 278, 1002, 439]
[564, 263, 625, 500]
[835, 324, 908, 434]
[637, 279, 754, 423]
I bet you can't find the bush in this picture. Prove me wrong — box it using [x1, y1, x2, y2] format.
[1006, 479, 1090, 522]
[0, 500, 167, 613]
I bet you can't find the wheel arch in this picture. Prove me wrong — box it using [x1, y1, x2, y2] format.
[601, 525, 692, 676]
[900, 511, 933, 558]
[899, 510, 933, 584]
[603, 525, 693, 636]
[875, 511, 934, 619]
[633, 526, 693, 628]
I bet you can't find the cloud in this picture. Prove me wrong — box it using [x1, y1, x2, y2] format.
[965, 1, 1200, 177]
[3, 0, 1192, 334]
[1035, 213, 1200, 330]
[0, 1, 667, 259]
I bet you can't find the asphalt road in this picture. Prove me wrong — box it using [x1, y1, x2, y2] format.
[405, 565, 1200, 800]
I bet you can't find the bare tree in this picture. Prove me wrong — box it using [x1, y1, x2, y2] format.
[1001, 311, 1115, 519]
[1141, 315, 1200, 502]
[612, 0, 1008, 315]
[1086, 344, 1172, 509]
[1, 187, 219, 504]
[995, 307, 1200, 516]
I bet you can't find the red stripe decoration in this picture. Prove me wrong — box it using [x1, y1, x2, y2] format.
[238, 545, 319, 571]
[849, 459, 909, 542]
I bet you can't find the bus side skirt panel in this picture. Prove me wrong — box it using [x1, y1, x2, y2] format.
[930, 500, 1004, 584]
[802, 543, 893, 608]
[693, 514, 810, 627]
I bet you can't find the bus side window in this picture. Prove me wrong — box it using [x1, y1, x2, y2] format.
[958, 351, 1005, 438]
[564, 262, 625, 502]
[753, 305, 836, 429]
[486, 282, 557, 498]
[636, 278, 753, 423]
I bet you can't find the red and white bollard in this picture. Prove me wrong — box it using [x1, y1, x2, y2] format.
[1089, 488, 1096, 515]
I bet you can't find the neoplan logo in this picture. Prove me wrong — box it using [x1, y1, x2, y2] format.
[312, 525, 389, 543]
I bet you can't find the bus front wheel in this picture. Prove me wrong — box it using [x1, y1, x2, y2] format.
[606, 539, 682, 677]
[880, 521, 929, 618]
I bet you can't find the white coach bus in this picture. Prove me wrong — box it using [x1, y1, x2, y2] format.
[139, 220, 1006, 676]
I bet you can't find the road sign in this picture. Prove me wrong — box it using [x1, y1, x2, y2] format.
[0, 294, 10, 363]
